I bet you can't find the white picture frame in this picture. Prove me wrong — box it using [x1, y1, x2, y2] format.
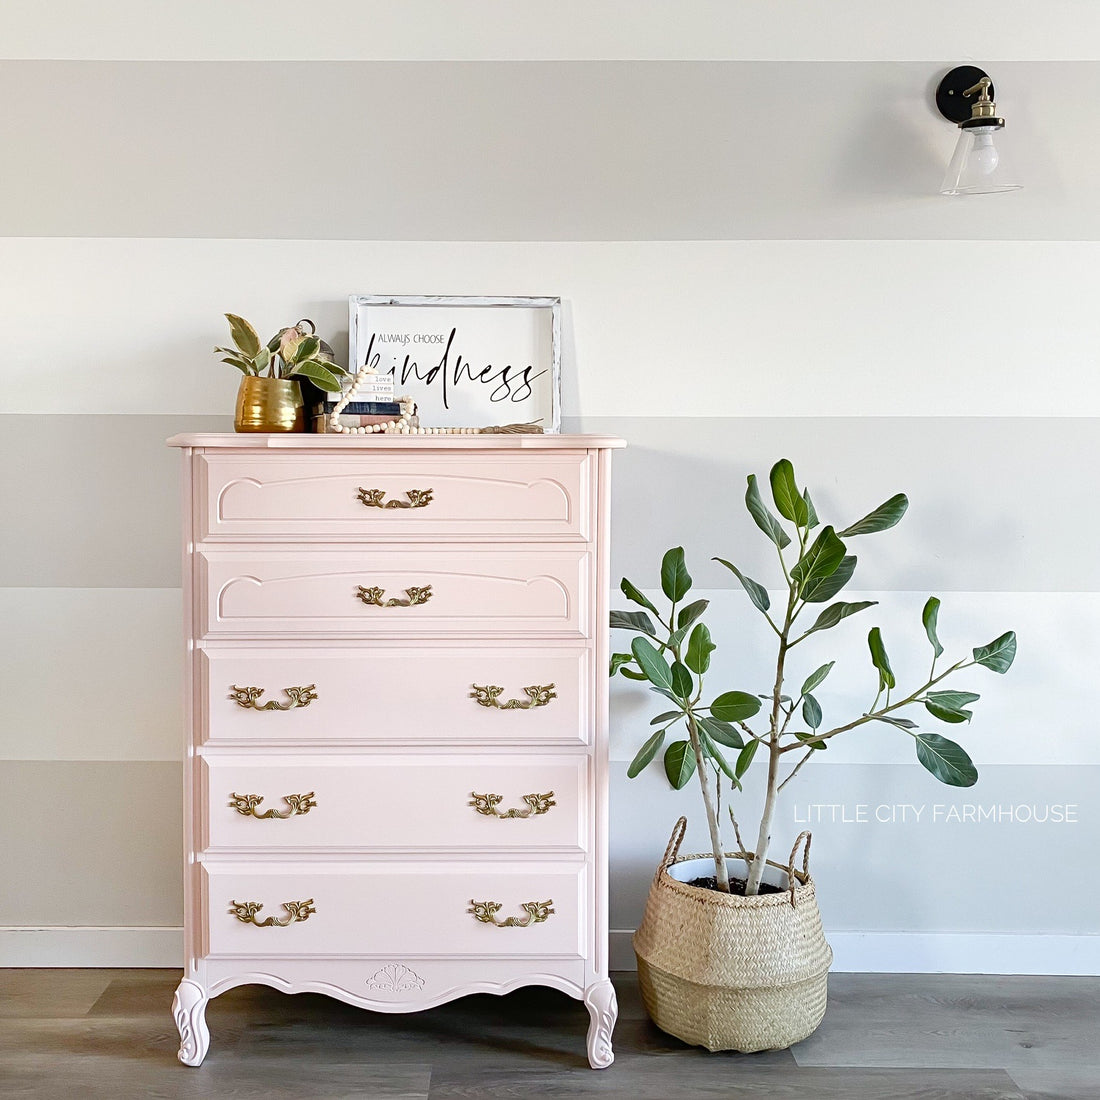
[349, 294, 561, 432]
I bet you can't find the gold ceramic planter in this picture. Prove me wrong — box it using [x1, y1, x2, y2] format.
[234, 377, 305, 433]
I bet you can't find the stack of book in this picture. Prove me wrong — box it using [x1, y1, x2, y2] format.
[310, 399, 410, 434]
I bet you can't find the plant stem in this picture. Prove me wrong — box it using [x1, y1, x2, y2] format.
[686, 709, 730, 891]
[746, 581, 797, 895]
[778, 658, 969, 752]
[778, 747, 814, 792]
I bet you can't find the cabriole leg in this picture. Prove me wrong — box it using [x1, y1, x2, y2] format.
[584, 978, 617, 1068]
[172, 978, 210, 1066]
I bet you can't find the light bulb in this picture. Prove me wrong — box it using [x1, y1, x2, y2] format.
[970, 131, 1000, 176]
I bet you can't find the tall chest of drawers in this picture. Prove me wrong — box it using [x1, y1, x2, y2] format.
[167, 433, 624, 1069]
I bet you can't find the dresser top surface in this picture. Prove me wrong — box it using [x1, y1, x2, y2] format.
[168, 432, 625, 450]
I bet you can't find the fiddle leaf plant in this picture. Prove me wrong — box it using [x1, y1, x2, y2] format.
[215, 314, 347, 392]
[612, 460, 1016, 896]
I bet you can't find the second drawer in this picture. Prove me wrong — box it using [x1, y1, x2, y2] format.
[201, 754, 587, 853]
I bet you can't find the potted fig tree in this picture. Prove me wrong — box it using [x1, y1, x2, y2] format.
[612, 459, 1016, 1052]
[216, 314, 346, 432]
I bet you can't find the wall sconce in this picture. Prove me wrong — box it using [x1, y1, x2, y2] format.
[936, 65, 1022, 195]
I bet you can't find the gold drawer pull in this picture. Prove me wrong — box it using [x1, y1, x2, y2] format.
[356, 584, 433, 607]
[470, 791, 556, 819]
[229, 899, 316, 927]
[468, 899, 554, 928]
[229, 792, 317, 819]
[357, 487, 434, 509]
[470, 683, 556, 709]
[230, 685, 317, 711]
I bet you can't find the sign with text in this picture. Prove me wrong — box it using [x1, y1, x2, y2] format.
[349, 295, 560, 431]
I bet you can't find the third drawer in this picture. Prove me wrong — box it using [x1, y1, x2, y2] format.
[201, 753, 587, 853]
[200, 645, 590, 746]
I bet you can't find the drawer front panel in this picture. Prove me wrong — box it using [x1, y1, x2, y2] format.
[203, 862, 585, 958]
[199, 548, 590, 638]
[201, 646, 589, 746]
[202, 754, 587, 852]
[197, 452, 591, 541]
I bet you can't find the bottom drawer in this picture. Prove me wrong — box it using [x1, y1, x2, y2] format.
[202, 862, 586, 959]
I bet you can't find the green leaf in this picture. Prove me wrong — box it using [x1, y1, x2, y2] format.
[670, 661, 694, 699]
[735, 738, 759, 779]
[923, 691, 980, 725]
[620, 668, 648, 680]
[802, 693, 822, 729]
[252, 347, 272, 373]
[745, 474, 791, 549]
[914, 732, 978, 787]
[803, 489, 820, 530]
[631, 637, 674, 693]
[685, 623, 716, 675]
[769, 459, 808, 525]
[923, 596, 944, 658]
[871, 714, 918, 730]
[289, 360, 342, 392]
[225, 313, 261, 357]
[220, 357, 254, 374]
[650, 710, 681, 726]
[802, 555, 857, 603]
[803, 600, 877, 637]
[837, 493, 909, 537]
[868, 626, 896, 690]
[610, 609, 658, 637]
[677, 599, 709, 631]
[795, 730, 828, 750]
[620, 578, 658, 616]
[800, 661, 835, 697]
[925, 701, 972, 724]
[627, 728, 667, 779]
[664, 740, 697, 789]
[926, 690, 981, 709]
[699, 727, 736, 780]
[698, 715, 744, 750]
[660, 547, 692, 602]
[973, 631, 1017, 674]
[609, 653, 635, 677]
[711, 691, 763, 722]
[791, 526, 846, 590]
[713, 558, 770, 613]
[291, 335, 320, 364]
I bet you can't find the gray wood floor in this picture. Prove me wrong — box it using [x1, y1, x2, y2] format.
[1, 969, 1096, 1098]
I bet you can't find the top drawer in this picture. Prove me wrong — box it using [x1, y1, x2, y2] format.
[196, 452, 592, 542]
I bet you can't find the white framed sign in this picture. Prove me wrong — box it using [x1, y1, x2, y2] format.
[349, 295, 561, 432]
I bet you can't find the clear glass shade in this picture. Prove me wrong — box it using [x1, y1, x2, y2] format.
[940, 125, 1022, 195]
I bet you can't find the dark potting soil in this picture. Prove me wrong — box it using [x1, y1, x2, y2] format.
[687, 875, 784, 896]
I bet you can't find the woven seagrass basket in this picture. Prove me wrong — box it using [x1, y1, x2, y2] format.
[633, 816, 833, 1053]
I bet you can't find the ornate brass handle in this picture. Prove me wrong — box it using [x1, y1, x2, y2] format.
[470, 684, 556, 709]
[229, 792, 317, 819]
[356, 585, 433, 607]
[468, 899, 554, 928]
[229, 899, 316, 927]
[470, 791, 556, 818]
[230, 685, 317, 711]
[357, 487, 434, 509]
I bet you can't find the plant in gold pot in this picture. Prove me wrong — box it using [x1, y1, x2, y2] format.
[217, 314, 346, 432]
[612, 459, 1017, 1052]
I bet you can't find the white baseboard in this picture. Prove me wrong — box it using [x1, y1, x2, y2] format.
[611, 929, 1100, 976]
[0, 927, 183, 967]
[5, 926, 1097, 974]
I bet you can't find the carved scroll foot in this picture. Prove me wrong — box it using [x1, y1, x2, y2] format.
[584, 978, 617, 1069]
[172, 978, 210, 1067]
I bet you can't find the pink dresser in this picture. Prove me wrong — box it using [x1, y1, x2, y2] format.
[167, 433, 624, 1069]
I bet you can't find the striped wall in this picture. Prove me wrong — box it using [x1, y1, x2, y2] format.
[2, 3, 1099, 972]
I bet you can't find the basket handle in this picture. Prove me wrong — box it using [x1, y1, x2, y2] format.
[786, 830, 812, 906]
[657, 816, 688, 883]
